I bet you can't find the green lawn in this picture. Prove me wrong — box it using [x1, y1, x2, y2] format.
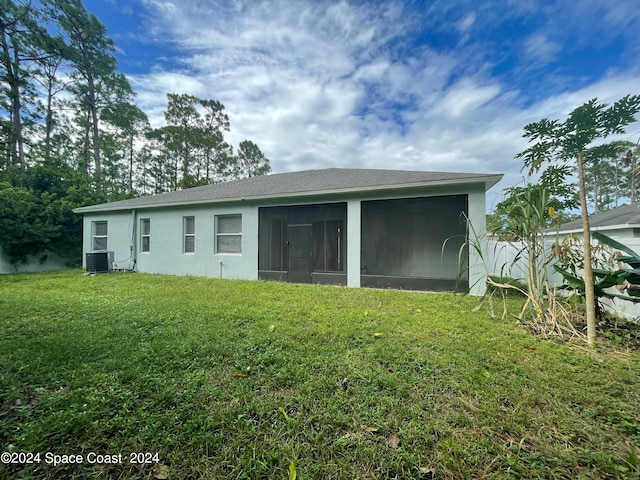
[0, 271, 639, 479]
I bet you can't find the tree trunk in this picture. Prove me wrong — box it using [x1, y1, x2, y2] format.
[44, 83, 54, 161]
[87, 74, 101, 172]
[577, 152, 597, 345]
[11, 46, 25, 166]
[83, 112, 91, 175]
[631, 157, 637, 203]
[0, 22, 24, 167]
[128, 136, 134, 194]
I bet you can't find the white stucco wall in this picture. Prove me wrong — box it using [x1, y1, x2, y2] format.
[467, 186, 489, 296]
[83, 204, 257, 279]
[347, 200, 361, 287]
[82, 211, 137, 270]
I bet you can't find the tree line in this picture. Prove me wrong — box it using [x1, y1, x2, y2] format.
[0, 0, 270, 264]
[488, 139, 640, 238]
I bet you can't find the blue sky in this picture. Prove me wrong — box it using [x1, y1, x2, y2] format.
[88, 0, 640, 208]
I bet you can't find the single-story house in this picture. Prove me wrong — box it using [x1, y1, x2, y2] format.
[553, 202, 640, 241]
[74, 168, 503, 295]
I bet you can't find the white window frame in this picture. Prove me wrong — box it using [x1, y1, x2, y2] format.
[92, 221, 108, 251]
[183, 216, 195, 253]
[215, 214, 242, 254]
[140, 218, 150, 253]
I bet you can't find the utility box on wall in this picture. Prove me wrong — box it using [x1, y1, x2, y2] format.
[86, 251, 114, 273]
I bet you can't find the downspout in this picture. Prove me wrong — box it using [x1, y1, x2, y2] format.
[219, 260, 223, 279]
[131, 209, 137, 271]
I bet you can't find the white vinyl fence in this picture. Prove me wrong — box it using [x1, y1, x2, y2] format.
[486, 236, 640, 322]
[486, 238, 563, 286]
[0, 247, 72, 274]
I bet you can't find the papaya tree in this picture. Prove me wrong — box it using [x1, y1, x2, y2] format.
[517, 95, 640, 345]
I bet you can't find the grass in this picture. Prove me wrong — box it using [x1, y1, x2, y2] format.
[0, 270, 639, 480]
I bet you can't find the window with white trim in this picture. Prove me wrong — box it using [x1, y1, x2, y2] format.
[140, 219, 150, 252]
[92, 221, 107, 250]
[183, 216, 195, 253]
[216, 215, 242, 254]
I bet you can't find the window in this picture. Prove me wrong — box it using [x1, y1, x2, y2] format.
[216, 215, 242, 254]
[183, 216, 195, 253]
[140, 219, 150, 252]
[92, 221, 107, 250]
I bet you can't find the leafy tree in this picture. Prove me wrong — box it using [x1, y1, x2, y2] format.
[577, 140, 636, 213]
[100, 101, 149, 195]
[517, 95, 640, 345]
[0, 0, 50, 167]
[0, 1, 273, 266]
[0, 159, 101, 264]
[145, 125, 180, 191]
[0, 182, 49, 263]
[161, 94, 235, 187]
[488, 165, 577, 240]
[582, 155, 615, 214]
[32, 49, 72, 162]
[234, 140, 271, 179]
[163, 93, 201, 186]
[44, 0, 133, 180]
[199, 98, 231, 183]
[135, 144, 158, 195]
[0, 0, 26, 167]
[148, 94, 256, 190]
[622, 141, 640, 203]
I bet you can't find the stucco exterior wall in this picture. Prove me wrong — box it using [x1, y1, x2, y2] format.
[83, 204, 257, 279]
[347, 200, 361, 287]
[467, 186, 488, 296]
[82, 211, 135, 270]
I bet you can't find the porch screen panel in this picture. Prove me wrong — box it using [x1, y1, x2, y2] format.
[270, 218, 284, 270]
[312, 220, 344, 272]
[326, 220, 343, 271]
[259, 203, 346, 275]
[258, 207, 288, 271]
[361, 195, 468, 279]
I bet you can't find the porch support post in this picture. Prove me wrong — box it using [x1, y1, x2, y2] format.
[347, 199, 361, 287]
[468, 188, 487, 296]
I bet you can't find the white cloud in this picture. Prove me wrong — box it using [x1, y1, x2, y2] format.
[526, 74, 640, 122]
[457, 12, 476, 33]
[433, 79, 501, 119]
[523, 34, 561, 67]
[122, 0, 640, 212]
[353, 60, 391, 82]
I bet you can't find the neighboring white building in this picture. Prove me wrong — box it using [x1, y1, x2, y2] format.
[553, 202, 640, 241]
[74, 168, 502, 295]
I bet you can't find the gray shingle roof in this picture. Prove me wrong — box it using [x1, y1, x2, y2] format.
[558, 202, 640, 233]
[74, 168, 503, 213]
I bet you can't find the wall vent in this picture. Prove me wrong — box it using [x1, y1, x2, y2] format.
[86, 251, 114, 273]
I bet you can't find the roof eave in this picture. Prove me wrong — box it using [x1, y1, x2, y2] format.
[73, 174, 504, 214]
[553, 224, 640, 235]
